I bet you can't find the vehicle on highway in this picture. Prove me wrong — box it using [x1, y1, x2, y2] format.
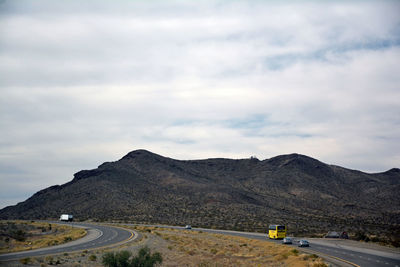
[268, 224, 286, 239]
[298, 240, 310, 247]
[282, 237, 293, 244]
[60, 214, 73, 221]
[185, 225, 192, 229]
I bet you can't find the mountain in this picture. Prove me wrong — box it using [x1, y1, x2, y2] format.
[1, 149, 399, 238]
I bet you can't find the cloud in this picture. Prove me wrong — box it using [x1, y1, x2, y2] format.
[0, 0, 399, 208]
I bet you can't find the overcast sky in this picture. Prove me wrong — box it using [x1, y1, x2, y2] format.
[1, 0, 399, 209]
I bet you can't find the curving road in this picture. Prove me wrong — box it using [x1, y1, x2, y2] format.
[0, 222, 135, 262]
[2, 221, 399, 267]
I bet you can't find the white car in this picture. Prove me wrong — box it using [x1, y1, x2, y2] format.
[185, 225, 192, 229]
[282, 237, 293, 244]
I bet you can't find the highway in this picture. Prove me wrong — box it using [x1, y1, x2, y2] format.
[126, 224, 400, 267]
[1, 222, 399, 267]
[0, 222, 135, 262]
[187, 227, 400, 267]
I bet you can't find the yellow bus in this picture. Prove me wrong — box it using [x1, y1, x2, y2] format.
[268, 225, 286, 239]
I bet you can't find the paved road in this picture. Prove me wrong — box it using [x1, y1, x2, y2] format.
[128, 224, 400, 267]
[0, 222, 135, 262]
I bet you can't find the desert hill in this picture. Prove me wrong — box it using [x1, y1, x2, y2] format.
[1, 149, 399, 238]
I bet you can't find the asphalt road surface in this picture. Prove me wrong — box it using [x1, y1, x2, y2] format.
[0, 222, 135, 262]
[127, 223, 400, 267]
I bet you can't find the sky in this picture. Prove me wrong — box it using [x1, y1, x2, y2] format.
[0, 0, 399, 209]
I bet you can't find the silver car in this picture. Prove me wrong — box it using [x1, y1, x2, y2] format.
[282, 237, 293, 244]
[298, 240, 309, 247]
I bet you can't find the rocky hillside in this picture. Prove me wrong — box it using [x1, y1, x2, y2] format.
[1, 149, 399, 237]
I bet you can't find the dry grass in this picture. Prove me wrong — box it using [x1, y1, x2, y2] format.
[0, 220, 86, 254]
[127, 226, 328, 267]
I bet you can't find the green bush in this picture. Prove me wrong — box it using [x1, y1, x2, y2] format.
[11, 229, 26, 241]
[131, 247, 162, 267]
[103, 250, 133, 267]
[102, 247, 162, 267]
[89, 254, 97, 261]
[354, 231, 368, 241]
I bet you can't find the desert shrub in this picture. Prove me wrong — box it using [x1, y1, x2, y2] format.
[89, 254, 97, 261]
[103, 251, 130, 267]
[390, 237, 400, 247]
[45, 256, 54, 265]
[11, 229, 26, 241]
[47, 240, 58, 246]
[19, 257, 31, 264]
[64, 236, 72, 242]
[370, 236, 379, 242]
[102, 247, 162, 267]
[131, 246, 162, 267]
[354, 231, 368, 241]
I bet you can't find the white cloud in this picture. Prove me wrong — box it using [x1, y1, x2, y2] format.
[0, 0, 399, 208]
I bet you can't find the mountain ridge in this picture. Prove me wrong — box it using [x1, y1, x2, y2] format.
[1, 149, 399, 239]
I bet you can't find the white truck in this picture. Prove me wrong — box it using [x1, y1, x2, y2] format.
[59, 214, 73, 222]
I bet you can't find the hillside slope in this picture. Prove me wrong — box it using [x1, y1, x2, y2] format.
[1, 150, 399, 236]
